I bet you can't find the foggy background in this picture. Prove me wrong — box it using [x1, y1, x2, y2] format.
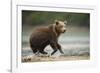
[22, 10, 90, 61]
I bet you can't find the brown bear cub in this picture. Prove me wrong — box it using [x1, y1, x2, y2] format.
[29, 20, 67, 55]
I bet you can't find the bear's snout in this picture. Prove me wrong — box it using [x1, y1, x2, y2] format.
[62, 29, 66, 33]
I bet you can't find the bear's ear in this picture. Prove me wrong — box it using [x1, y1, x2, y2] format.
[55, 20, 59, 25]
[56, 21, 59, 25]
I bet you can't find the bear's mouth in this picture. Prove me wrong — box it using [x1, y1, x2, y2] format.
[62, 30, 66, 33]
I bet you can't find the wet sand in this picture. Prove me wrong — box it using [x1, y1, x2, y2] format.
[22, 55, 90, 62]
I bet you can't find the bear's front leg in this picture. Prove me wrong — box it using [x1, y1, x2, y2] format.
[57, 43, 64, 54]
[50, 42, 58, 55]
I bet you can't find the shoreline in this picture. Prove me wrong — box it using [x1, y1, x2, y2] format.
[22, 55, 90, 62]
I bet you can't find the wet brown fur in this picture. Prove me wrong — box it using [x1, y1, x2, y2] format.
[29, 21, 66, 55]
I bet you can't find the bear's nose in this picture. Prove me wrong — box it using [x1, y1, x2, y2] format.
[64, 29, 66, 32]
[63, 29, 66, 33]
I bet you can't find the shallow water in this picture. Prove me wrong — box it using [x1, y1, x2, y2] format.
[22, 26, 90, 59]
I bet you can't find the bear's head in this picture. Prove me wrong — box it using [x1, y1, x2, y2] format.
[54, 20, 67, 34]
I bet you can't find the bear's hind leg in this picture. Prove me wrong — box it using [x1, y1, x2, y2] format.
[30, 44, 38, 54]
[32, 49, 38, 54]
